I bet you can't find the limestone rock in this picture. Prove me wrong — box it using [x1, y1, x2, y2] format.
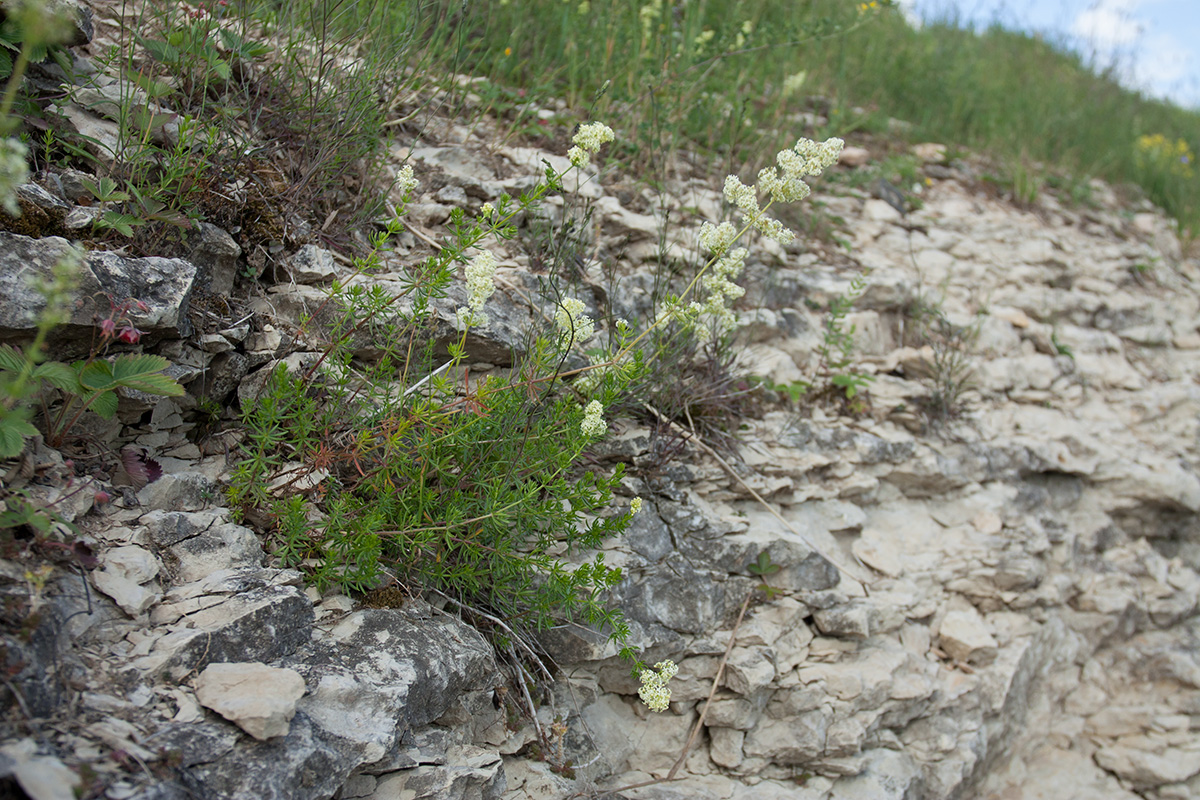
[938, 609, 999, 665]
[1094, 743, 1200, 786]
[365, 747, 504, 800]
[0, 738, 80, 800]
[93, 545, 161, 617]
[189, 222, 242, 295]
[839, 146, 871, 167]
[195, 662, 307, 740]
[0, 233, 197, 354]
[285, 245, 338, 284]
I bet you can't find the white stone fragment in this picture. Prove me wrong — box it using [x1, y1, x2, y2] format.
[195, 662, 307, 740]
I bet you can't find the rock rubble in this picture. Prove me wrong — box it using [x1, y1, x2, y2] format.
[2, 106, 1200, 800]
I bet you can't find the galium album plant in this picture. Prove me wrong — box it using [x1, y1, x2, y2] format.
[230, 124, 844, 693]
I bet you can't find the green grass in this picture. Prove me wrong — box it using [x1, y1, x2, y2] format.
[327, 0, 1200, 240]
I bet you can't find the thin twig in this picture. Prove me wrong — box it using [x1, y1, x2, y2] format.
[668, 590, 751, 779]
[511, 645, 546, 747]
[429, 588, 554, 682]
[403, 360, 454, 397]
[593, 590, 753, 797]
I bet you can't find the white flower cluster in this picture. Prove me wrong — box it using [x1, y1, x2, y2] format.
[555, 297, 595, 346]
[567, 121, 615, 168]
[456, 250, 497, 328]
[757, 136, 844, 205]
[630, 497, 643, 515]
[782, 70, 808, 98]
[637, 660, 678, 712]
[698, 220, 737, 256]
[396, 164, 419, 199]
[580, 400, 606, 438]
[701, 246, 748, 330]
[666, 136, 841, 333]
[0, 138, 29, 216]
[479, 202, 495, 219]
[723, 175, 793, 244]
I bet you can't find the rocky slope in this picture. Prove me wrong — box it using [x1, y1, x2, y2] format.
[2, 92, 1200, 800]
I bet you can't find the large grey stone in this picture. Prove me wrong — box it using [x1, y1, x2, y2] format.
[0, 232, 197, 354]
[365, 747, 505, 800]
[136, 569, 313, 680]
[189, 222, 242, 295]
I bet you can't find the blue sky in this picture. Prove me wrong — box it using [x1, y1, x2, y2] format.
[900, 1, 1200, 109]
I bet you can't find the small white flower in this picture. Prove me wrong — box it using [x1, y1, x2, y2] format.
[580, 400, 606, 438]
[568, 121, 615, 167]
[630, 497, 643, 515]
[782, 70, 807, 97]
[396, 164, 419, 198]
[555, 297, 595, 345]
[457, 250, 497, 328]
[698, 221, 738, 256]
[479, 202, 495, 219]
[722, 175, 757, 212]
[567, 146, 588, 168]
[637, 660, 677, 712]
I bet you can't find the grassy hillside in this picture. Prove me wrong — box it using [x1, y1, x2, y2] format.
[340, 0, 1200, 238]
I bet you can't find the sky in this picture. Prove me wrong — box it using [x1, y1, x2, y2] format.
[899, 0, 1200, 109]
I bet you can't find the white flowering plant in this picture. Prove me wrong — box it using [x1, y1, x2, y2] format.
[575, 136, 845, 458]
[232, 124, 643, 647]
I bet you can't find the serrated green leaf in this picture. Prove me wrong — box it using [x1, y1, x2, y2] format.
[142, 37, 180, 64]
[0, 416, 37, 457]
[111, 354, 184, 396]
[127, 69, 173, 99]
[31, 361, 79, 393]
[78, 359, 115, 391]
[25, 508, 53, 533]
[212, 59, 232, 81]
[85, 389, 118, 419]
[50, 46, 71, 74]
[0, 48, 13, 81]
[0, 21, 22, 46]
[0, 344, 30, 374]
[95, 212, 141, 237]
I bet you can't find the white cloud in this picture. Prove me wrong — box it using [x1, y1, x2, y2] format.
[1129, 32, 1198, 104]
[1071, 0, 1145, 51]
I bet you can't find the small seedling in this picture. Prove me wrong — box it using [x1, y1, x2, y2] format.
[748, 550, 782, 600]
